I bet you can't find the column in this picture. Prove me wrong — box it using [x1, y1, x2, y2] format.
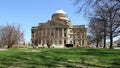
[43, 29, 44, 37]
[50, 28, 51, 37]
[45, 39, 46, 44]
[57, 28, 60, 45]
[45, 29, 47, 37]
[62, 28, 64, 45]
[51, 28, 53, 45]
[66, 28, 68, 44]
[44, 39, 47, 47]
[53, 29, 55, 38]
[58, 28, 59, 38]
[41, 30, 43, 38]
[41, 39, 43, 46]
[84, 32, 87, 47]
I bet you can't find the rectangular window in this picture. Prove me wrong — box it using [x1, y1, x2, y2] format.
[64, 40, 66, 44]
[51, 32, 53, 36]
[70, 30, 72, 33]
[82, 34, 84, 38]
[70, 34, 73, 38]
[56, 28, 58, 30]
[64, 33, 66, 37]
[59, 28, 62, 31]
[82, 40, 84, 46]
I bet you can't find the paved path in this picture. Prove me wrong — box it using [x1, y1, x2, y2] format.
[114, 47, 120, 49]
[0, 48, 8, 51]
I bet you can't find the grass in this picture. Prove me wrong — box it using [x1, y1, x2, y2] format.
[0, 48, 120, 68]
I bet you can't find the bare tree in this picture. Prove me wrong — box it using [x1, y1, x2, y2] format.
[74, 0, 120, 49]
[74, 0, 120, 14]
[90, 1, 120, 49]
[106, 1, 120, 49]
[91, 3, 109, 48]
[87, 34, 96, 46]
[0, 24, 24, 48]
[89, 18, 104, 48]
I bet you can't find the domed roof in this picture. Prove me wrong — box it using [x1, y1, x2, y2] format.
[54, 9, 66, 14]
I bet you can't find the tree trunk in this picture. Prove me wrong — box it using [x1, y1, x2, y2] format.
[109, 24, 113, 49]
[31, 44, 35, 48]
[109, 33, 113, 49]
[96, 39, 99, 48]
[8, 44, 12, 48]
[47, 42, 50, 48]
[103, 36, 106, 48]
[103, 22, 106, 48]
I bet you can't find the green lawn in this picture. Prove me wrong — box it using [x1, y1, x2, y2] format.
[0, 48, 120, 68]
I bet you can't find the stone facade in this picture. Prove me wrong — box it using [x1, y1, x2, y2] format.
[31, 9, 87, 48]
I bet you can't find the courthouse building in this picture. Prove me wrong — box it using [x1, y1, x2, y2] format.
[31, 9, 87, 48]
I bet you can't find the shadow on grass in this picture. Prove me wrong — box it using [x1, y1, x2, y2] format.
[109, 58, 120, 68]
[0, 48, 120, 68]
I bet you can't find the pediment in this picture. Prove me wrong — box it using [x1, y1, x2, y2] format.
[41, 21, 68, 28]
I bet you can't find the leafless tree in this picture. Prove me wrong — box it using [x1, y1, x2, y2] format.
[90, 3, 109, 48]
[87, 34, 96, 46]
[74, 0, 120, 49]
[74, 0, 120, 14]
[0, 24, 24, 48]
[89, 18, 104, 47]
[105, 1, 120, 49]
[90, 1, 120, 49]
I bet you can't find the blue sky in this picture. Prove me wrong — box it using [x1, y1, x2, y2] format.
[0, 0, 89, 42]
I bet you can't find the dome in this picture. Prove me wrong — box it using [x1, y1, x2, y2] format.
[51, 9, 69, 21]
[54, 9, 66, 14]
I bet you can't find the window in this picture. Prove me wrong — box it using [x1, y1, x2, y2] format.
[64, 40, 66, 44]
[59, 40, 62, 44]
[82, 40, 84, 46]
[59, 19, 62, 22]
[59, 28, 62, 31]
[51, 32, 53, 36]
[70, 34, 73, 38]
[78, 30, 79, 33]
[82, 34, 84, 38]
[64, 28, 66, 31]
[64, 33, 66, 37]
[74, 41, 75, 44]
[70, 41, 72, 44]
[56, 28, 58, 30]
[70, 30, 72, 33]
[64, 20, 66, 23]
[77, 34, 80, 38]
[32, 31, 34, 34]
